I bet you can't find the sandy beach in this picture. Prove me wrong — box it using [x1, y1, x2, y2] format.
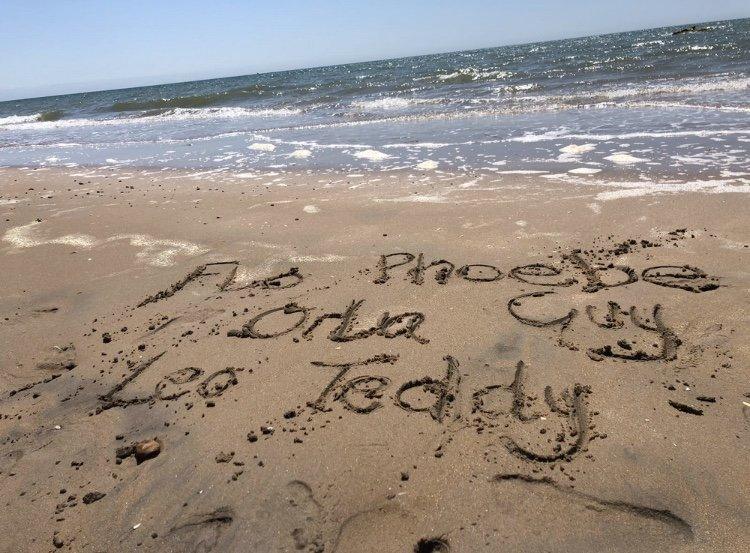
[0, 166, 748, 551]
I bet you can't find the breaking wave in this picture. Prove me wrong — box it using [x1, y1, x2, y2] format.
[0, 110, 64, 126]
[0, 106, 301, 132]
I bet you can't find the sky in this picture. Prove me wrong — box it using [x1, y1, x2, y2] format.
[1, 0, 748, 101]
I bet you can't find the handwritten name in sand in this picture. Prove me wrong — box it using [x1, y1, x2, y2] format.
[508, 293, 682, 363]
[96, 350, 595, 464]
[227, 299, 428, 344]
[373, 251, 720, 293]
[310, 355, 594, 463]
[98, 353, 240, 409]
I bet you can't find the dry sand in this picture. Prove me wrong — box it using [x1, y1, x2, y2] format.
[0, 167, 748, 552]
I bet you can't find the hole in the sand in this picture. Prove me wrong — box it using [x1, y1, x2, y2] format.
[414, 537, 450, 553]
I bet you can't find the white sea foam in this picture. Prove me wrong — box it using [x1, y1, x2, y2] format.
[568, 167, 602, 175]
[151, 107, 303, 121]
[563, 176, 750, 201]
[594, 180, 750, 200]
[559, 144, 596, 155]
[0, 114, 42, 126]
[383, 142, 456, 149]
[509, 128, 750, 143]
[415, 160, 439, 170]
[498, 170, 548, 175]
[351, 98, 412, 110]
[493, 83, 539, 93]
[273, 139, 370, 150]
[587, 76, 750, 99]
[604, 152, 647, 164]
[353, 149, 391, 161]
[720, 170, 750, 177]
[303, 205, 319, 213]
[288, 149, 312, 159]
[248, 142, 276, 152]
[626, 102, 750, 113]
[432, 68, 511, 82]
[633, 40, 666, 47]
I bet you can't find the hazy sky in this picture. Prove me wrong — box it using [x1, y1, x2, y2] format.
[1, 0, 747, 100]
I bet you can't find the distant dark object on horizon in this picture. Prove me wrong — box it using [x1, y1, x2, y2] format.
[672, 25, 710, 35]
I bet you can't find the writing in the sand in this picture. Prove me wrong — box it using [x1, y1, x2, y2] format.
[93, 242, 724, 467]
[226, 299, 428, 344]
[134, 251, 720, 313]
[373, 251, 720, 293]
[96, 350, 594, 463]
[307, 354, 594, 463]
[507, 294, 681, 362]
[98, 353, 240, 410]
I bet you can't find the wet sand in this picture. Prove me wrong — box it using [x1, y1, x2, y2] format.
[0, 167, 749, 552]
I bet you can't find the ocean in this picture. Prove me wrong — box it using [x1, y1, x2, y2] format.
[1, 18, 748, 182]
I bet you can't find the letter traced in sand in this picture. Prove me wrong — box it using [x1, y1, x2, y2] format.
[473, 361, 538, 421]
[456, 264, 504, 282]
[197, 368, 239, 398]
[154, 367, 204, 400]
[509, 263, 577, 287]
[586, 301, 625, 329]
[408, 254, 455, 284]
[222, 267, 303, 292]
[374, 253, 415, 284]
[228, 303, 310, 339]
[509, 293, 681, 363]
[567, 251, 638, 293]
[138, 263, 301, 307]
[587, 304, 680, 362]
[308, 354, 399, 413]
[138, 262, 238, 307]
[641, 265, 719, 293]
[473, 362, 593, 462]
[507, 291, 578, 328]
[395, 356, 461, 423]
[99, 353, 167, 408]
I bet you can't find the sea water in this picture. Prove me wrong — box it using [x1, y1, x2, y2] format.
[0, 18, 748, 183]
